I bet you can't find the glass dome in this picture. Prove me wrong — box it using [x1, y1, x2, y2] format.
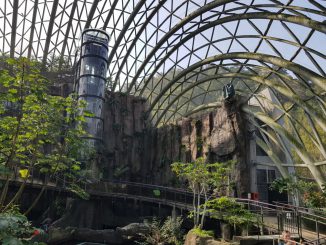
[0, 0, 325, 188]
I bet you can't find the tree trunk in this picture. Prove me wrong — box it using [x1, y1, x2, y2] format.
[200, 187, 207, 228]
[24, 185, 46, 215]
[220, 222, 232, 241]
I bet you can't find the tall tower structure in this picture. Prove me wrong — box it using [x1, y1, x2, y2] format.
[75, 29, 109, 149]
[75, 29, 109, 177]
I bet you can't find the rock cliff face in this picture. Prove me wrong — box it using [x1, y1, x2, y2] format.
[48, 86, 250, 195]
[101, 92, 250, 196]
[102, 92, 148, 182]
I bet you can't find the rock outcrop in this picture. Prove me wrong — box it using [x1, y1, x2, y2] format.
[48, 79, 250, 195]
[45, 223, 150, 244]
[116, 222, 149, 236]
[101, 93, 250, 196]
[47, 227, 124, 244]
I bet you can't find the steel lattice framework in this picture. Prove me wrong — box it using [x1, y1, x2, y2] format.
[0, 0, 325, 187]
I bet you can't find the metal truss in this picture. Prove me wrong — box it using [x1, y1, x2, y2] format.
[0, 0, 325, 187]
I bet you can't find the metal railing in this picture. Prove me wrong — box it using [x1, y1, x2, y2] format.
[85, 179, 195, 209]
[272, 237, 326, 245]
[6, 176, 326, 244]
[236, 198, 326, 244]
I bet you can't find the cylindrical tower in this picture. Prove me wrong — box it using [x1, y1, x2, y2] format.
[75, 29, 109, 149]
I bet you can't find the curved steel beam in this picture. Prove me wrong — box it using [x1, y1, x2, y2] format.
[242, 105, 326, 189]
[184, 94, 324, 160]
[153, 64, 325, 120]
[152, 64, 290, 124]
[109, 0, 162, 89]
[102, 0, 120, 30]
[10, 0, 19, 58]
[84, 0, 100, 29]
[305, 112, 326, 158]
[123, 0, 235, 92]
[107, 0, 147, 66]
[157, 89, 223, 125]
[111, 0, 168, 88]
[152, 75, 227, 125]
[154, 73, 318, 131]
[308, 0, 326, 13]
[148, 52, 326, 117]
[142, 33, 325, 97]
[183, 102, 222, 117]
[59, 0, 78, 70]
[127, 11, 326, 94]
[256, 137, 289, 178]
[27, 0, 38, 59]
[41, 0, 59, 70]
[122, 2, 325, 92]
[138, 12, 325, 95]
[251, 94, 326, 159]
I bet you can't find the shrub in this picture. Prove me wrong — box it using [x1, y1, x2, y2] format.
[190, 227, 214, 238]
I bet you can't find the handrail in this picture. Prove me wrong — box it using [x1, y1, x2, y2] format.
[273, 236, 326, 245]
[238, 198, 326, 221]
[5, 177, 326, 242]
[236, 198, 293, 210]
[273, 201, 326, 217]
[273, 238, 303, 245]
[303, 237, 326, 245]
[101, 179, 194, 195]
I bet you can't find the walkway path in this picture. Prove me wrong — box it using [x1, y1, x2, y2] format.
[8, 177, 326, 244]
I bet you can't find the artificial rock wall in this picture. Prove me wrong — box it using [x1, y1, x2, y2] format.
[101, 92, 250, 196]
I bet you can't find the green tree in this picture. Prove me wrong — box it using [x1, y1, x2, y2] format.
[270, 175, 326, 208]
[171, 157, 233, 228]
[0, 58, 90, 213]
[204, 197, 257, 227]
[0, 205, 46, 245]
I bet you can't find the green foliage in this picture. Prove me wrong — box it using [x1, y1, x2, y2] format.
[67, 183, 90, 200]
[270, 176, 326, 208]
[53, 197, 65, 217]
[196, 137, 203, 154]
[0, 206, 45, 244]
[302, 183, 326, 209]
[171, 157, 234, 228]
[0, 57, 91, 211]
[283, 101, 326, 178]
[303, 191, 326, 209]
[138, 216, 184, 245]
[204, 197, 257, 226]
[171, 157, 233, 195]
[190, 227, 214, 238]
[113, 164, 130, 179]
[270, 175, 315, 195]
